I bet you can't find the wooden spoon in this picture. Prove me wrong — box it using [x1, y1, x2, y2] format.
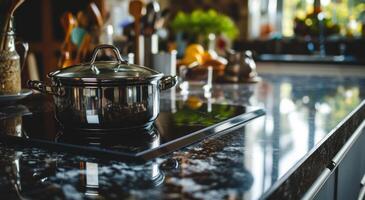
[93, 0, 107, 20]
[60, 12, 77, 43]
[59, 12, 77, 68]
[129, 0, 144, 65]
[76, 10, 89, 29]
[87, 2, 103, 28]
[75, 33, 92, 63]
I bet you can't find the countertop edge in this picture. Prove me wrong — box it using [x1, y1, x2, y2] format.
[262, 100, 365, 199]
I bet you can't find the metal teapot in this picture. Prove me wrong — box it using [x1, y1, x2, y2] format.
[223, 49, 259, 83]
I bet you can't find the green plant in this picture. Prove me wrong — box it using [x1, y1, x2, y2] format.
[171, 9, 239, 41]
[293, 1, 365, 37]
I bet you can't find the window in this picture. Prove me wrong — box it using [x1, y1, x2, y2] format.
[249, 0, 365, 39]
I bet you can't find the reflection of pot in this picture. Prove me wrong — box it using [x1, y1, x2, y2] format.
[57, 127, 161, 153]
[62, 130, 165, 197]
[5, 157, 165, 199]
[28, 45, 177, 131]
[78, 160, 165, 197]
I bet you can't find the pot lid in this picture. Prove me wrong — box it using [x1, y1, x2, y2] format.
[49, 45, 163, 83]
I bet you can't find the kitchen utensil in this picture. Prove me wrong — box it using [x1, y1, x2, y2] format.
[155, 9, 169, 30]
[99, 24, 114, 45]
[143, 0, 160, 36]
[27, 44, 177, 131]
[59, 12, 77, 68]
[76, 10, 90, 28]
[129, 0, 144, 65]
[152, 50, 176, 76]
[144, 34, 158, 66]
[60, 12, 77, 43]
[87, 2, 103, 28]
[241, 50, 258, 80]
[75, 33, 92, 63]
[224, 50, 260, 83]
[70, 26, 88, 65]
[93, 0, 107, 20]
[71, 27, 87, 47]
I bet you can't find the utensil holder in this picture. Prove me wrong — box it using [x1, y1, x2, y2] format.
[151, 50, 176, 76]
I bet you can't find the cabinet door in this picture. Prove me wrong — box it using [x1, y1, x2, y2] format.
[313, 169, 336, 200]
[336, 125, 365, 200]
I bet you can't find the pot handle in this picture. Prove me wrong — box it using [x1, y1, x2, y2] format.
[90, 44, 128, 65]
[159, 75, 178, 91]
[27, 80, 55, 95]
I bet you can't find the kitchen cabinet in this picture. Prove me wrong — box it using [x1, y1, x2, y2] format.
[306, 121, 365, 200]
[313, 169, 336, 200]
[336, 123, 365, 200]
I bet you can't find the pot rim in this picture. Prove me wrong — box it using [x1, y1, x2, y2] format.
[50, 76, 164, 86]
[48, 45, 167, 86]
[48, 61, 165, 86]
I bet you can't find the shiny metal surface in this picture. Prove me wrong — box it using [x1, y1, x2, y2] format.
[27, 44, 178, 130]
[89, 44, 126, 65]
[48, 44, 164, 84]
[28, 76, 177, 130]
[53, 82, 160, 130]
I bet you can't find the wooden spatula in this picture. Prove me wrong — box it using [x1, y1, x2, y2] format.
[59, 12, 77, 68]
[87, 2, 103, 29]
[129, 0, 144, 65]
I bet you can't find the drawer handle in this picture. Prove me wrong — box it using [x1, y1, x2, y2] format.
[358, 174, 365, 200]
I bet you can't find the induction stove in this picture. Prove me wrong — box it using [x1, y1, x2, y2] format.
[0, 99, 264, 162]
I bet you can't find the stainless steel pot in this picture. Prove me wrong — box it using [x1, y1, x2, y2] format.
[28, 44, 177, 131]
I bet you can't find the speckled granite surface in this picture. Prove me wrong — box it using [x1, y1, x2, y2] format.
[0, 69, 364, 199]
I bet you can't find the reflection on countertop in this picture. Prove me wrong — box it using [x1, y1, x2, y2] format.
[257, 54, 360, 65]
[0, 66, 364, 199]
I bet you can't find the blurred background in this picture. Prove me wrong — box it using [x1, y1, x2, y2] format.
[8, 0, 365, 82]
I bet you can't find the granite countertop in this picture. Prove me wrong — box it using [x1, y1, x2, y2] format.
[0, 66, 364, 199]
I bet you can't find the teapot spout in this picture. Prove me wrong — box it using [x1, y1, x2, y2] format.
[0, 0, 25, 50]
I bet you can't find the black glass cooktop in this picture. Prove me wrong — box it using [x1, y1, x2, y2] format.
[0, 100, 264, 162]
